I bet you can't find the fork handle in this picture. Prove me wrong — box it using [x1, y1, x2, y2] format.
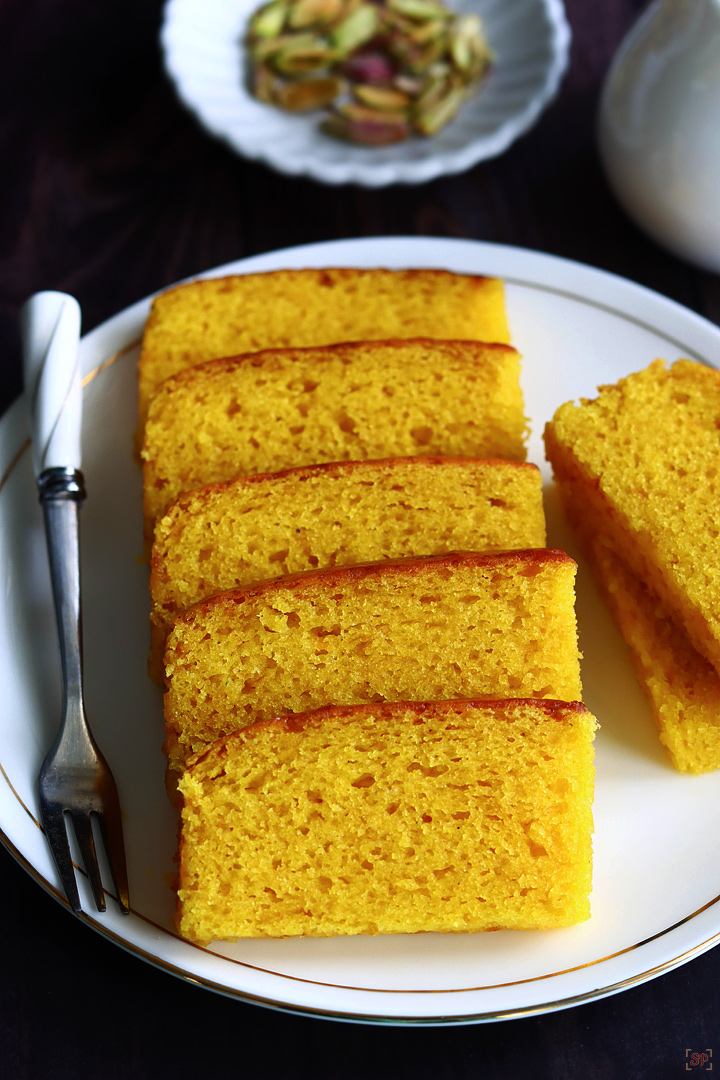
[39, 468, 88, 730]
[21, 292, 83, 477]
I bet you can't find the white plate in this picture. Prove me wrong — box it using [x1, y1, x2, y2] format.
[2, 237, 720, 1026]
[161, 0, 570, 187]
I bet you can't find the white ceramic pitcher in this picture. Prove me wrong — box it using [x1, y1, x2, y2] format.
[598, 0, 720, 273]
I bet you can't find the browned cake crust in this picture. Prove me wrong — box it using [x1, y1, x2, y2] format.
[163, 547, 583, 794]
[188, 696, 593, 764]
[151, 335, 518, 385]
[148, 455, 546, 682]
[143, 269, 504, 335]
[138, 269, 510, 434]
[141, 336, 527, 538]
[173, 547, 576, 623]
[145, 267, 500, 305]
[151, 452, 539, 512]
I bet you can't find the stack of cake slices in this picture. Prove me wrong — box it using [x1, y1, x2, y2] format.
[139, 267, 596, 944]
[545, 358, 720, 775]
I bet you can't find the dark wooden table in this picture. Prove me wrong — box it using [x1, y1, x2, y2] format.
[2, 1, 719, 1075]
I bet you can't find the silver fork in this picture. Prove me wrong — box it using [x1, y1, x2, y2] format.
[22, 292, 130, 916]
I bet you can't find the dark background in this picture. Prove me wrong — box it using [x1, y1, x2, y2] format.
[1, 0, 719, 1075]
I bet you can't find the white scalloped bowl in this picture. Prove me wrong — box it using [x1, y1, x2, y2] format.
[161, 0, 570, 187]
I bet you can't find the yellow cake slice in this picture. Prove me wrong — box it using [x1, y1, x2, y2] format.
[139, 268, 509, 429]
[545, 359, 720, 674]
[583, 532, 720, 774]
[149, 456, 546, 680]
[177, 698, 597, 943]
[141, 338, 527, 538]
[163, 549, 582, 788]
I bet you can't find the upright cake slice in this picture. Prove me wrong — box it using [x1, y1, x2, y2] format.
[177, 698, 597, 943]
[142, 338, 527, 535]
[584, 535, 720, 774]
[163, 549, 582, 787]
[545, 359, 720, 674]
[149, 456, 546, 679]
[138, 268, 509, 429]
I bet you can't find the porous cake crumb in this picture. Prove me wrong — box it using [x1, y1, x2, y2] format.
[149, 456, 546, 679]
[141, 338, 528, 535]
[138, 268, 509, 428]
[163, 549, 582, 787]
[585, 536, 720, 774]
[176, 698, 596, 943]
[545, 359, 720, 674]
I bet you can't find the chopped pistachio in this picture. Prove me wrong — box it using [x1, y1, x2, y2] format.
[244, 0, 492, 144]
[337, 102, 408, 124]
[450, 14, 490, 74]
[276, 75, 345, 109]
[250, 0, 289, 38]
[413, 82, 466, 135]
[353, 84, 411, 110]
[250, 31, 314, 61]
[288, 0, 344, 29]
[393, 72, 425, 95]
[388, 0, 449, 20]
[323, 111, 410, 144]
[406, 33, 447, 72]
[329, 4, 381, 55]
[272, 38, 338, 72]
[413, 69, 448, 112]
[253, 61, 282, 103]
[409, 18, 446, 45]
[382, 9, 419, 35]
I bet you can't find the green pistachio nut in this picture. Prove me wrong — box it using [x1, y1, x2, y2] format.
[329, 5, 381, 56]
[250, 0, 289, 39]
[413, 82, 466, 134]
